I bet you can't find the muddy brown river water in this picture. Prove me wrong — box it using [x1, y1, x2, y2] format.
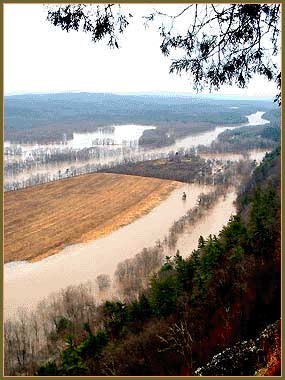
[4, 111, 269, 186]
[4, 111, 269, 319]
[167, 191, 236, 257]
[5, 183, 212, 318]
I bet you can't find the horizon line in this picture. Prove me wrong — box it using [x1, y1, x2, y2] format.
[4, 90, 274, 101]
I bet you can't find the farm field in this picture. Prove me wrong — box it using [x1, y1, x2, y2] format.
[4, 173, 179, 263]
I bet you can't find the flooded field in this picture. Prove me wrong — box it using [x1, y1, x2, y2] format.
[5, 124, 155, 155]
[4, 111, 269, 189]
[4, 111, 269, 319]
[4, 182, 211, 318]
[70, 124, 155, 149]
[200, 149, 269, 164]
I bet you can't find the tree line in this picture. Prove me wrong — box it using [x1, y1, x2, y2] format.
[5, 146, 255, 192]
[35, 148, 281, 376]
[4, 147, 280, 376]
[103, 150, 256, 187]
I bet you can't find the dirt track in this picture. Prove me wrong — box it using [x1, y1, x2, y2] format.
[4, 173, 180, 263]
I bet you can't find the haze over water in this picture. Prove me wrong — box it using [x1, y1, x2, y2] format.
[4, 110, 271, 319]
[4, 111, 269, 187]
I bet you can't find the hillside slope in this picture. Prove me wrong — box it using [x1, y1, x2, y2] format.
[35, 148, 280, 376]
[5, 93, 274, 143]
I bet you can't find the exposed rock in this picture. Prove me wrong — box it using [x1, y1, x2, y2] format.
[194, 320, 280, 376]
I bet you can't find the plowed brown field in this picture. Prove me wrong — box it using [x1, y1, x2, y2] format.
[4, 173, 180, 263]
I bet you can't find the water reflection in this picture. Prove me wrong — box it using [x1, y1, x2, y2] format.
[70, 124, 155, 149]
[4, 111, 270, 317]
[4, 111, 269, 188]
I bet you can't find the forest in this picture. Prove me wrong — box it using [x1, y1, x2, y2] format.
[5, 148, 280, 376]
[36, 148, 282, 376]
[102, 150, 256, 185]
[4, 104, 280, 192]
[4, 93, 274, 143]
[4, 3, 281, 377]
[197, 109, 280, 154]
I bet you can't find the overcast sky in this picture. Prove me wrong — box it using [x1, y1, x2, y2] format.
[4, 4, 280, 98]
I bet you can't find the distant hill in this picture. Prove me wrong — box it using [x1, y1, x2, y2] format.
[4, 92, 276, 143]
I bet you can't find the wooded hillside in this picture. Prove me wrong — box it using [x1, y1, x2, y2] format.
[34, 148, 280, 376]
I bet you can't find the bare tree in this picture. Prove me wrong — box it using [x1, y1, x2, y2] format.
[115, 247, 164, 300]
[158, 319, 194, 372]
[96, 274, 111, 291]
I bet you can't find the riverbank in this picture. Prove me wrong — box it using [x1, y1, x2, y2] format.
[4, 182, 210, 318]
[4, 111, 271, 191]
[4, 110, 274, 319]
[173, 191, 236, 256]
[4, 172, 180, 263]
[4, 148, 280, 377]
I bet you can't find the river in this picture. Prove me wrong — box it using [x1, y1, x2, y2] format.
[169, 191, 237, 257]
[4, 111, 269, 187]
[151, 110, 269, 152]
[4, 183, 210, 318]
[4, 111, 269, 319]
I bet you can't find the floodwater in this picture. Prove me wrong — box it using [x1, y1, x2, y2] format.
[200, 149, 269, 164]
[69, 125, 155, 149]
[4, 111, 269, 186]
[4, 124, 155, 155]
[168, 191, 237, 257]
[4, 183, 211, 319]
[166, 110, 269, 151]
[68, 110, 269, 152]
[4, 111, 269, 319]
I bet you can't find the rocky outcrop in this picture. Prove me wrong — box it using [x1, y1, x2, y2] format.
[194, 320, 281, 376]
